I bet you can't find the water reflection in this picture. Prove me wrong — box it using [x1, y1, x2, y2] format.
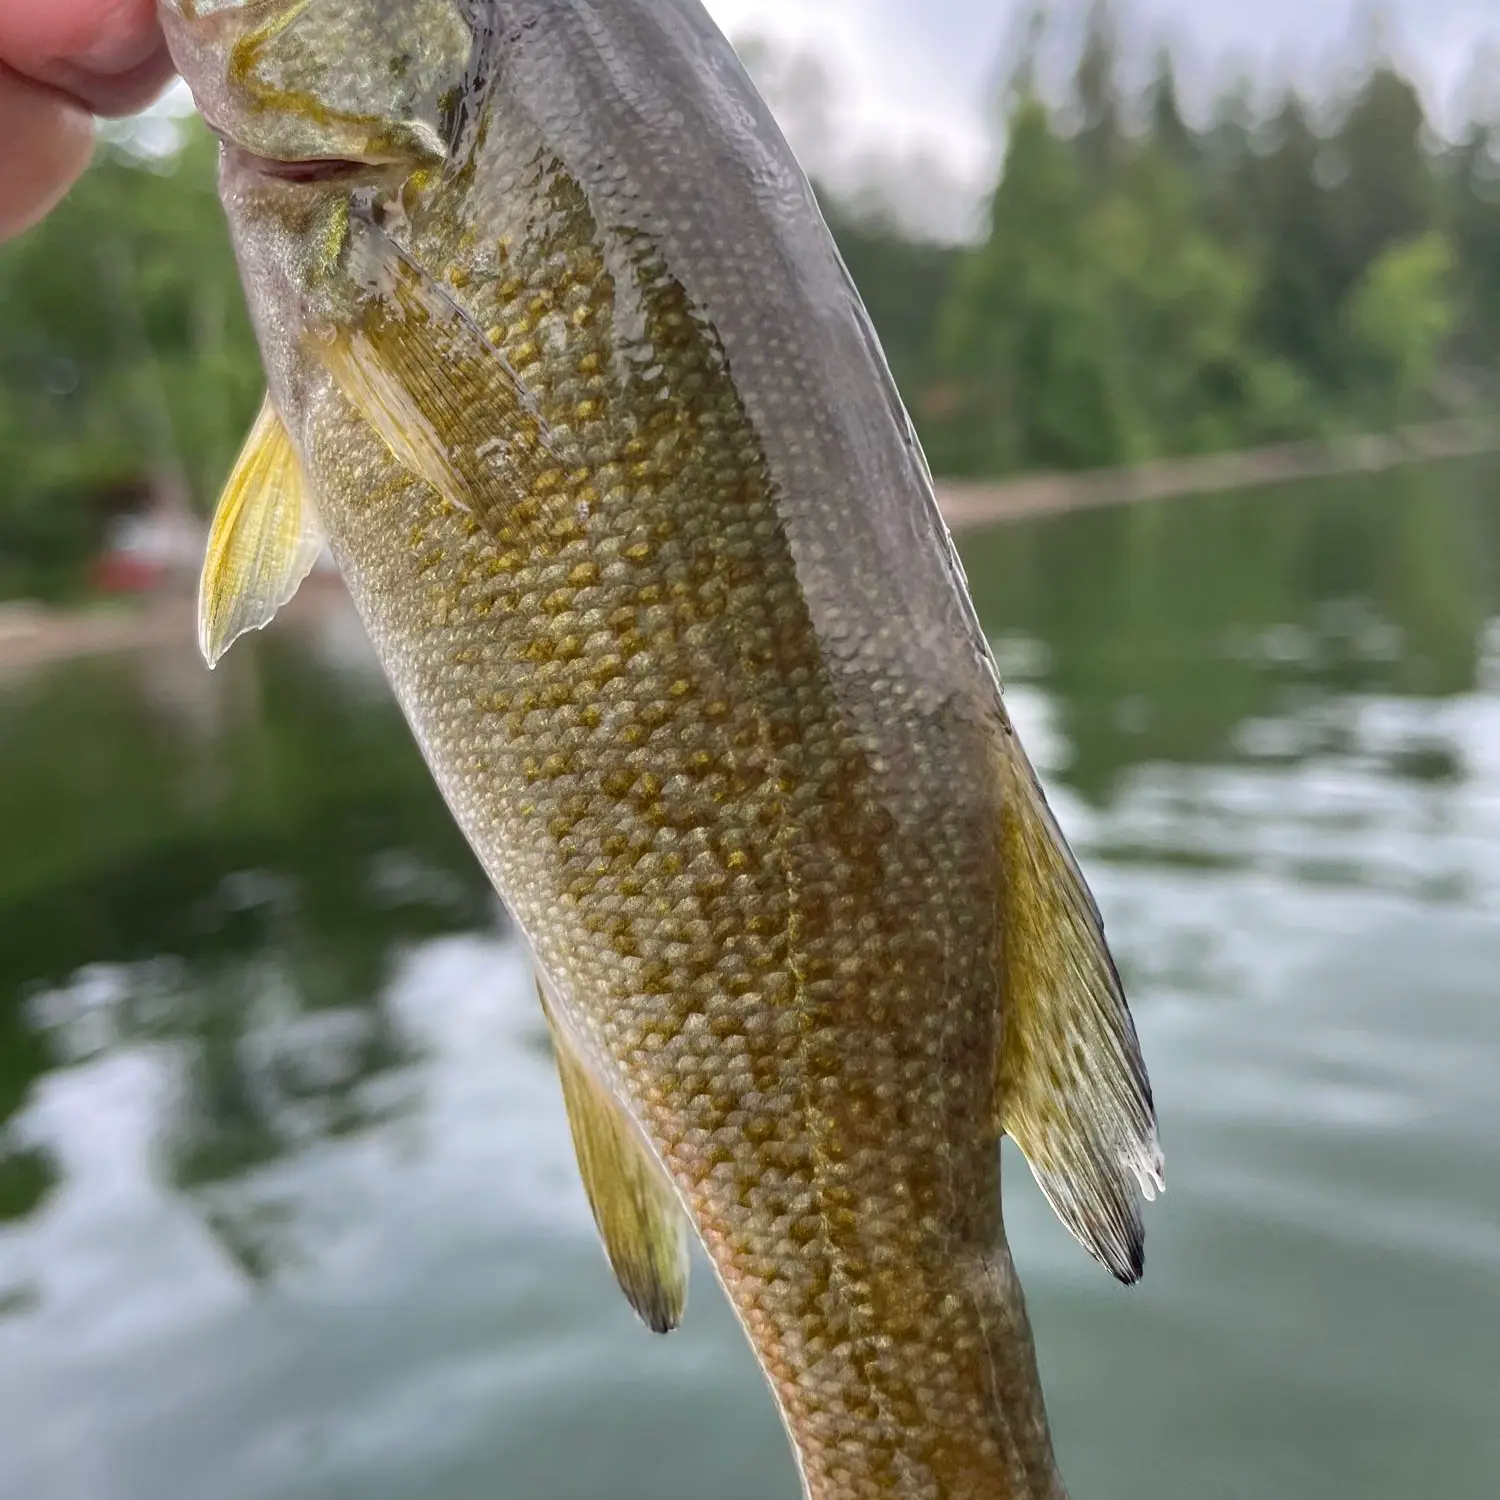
[1, 628, 497, 1283]
[963, 459, 1496, 800]
[1, 460, 1498, 1500]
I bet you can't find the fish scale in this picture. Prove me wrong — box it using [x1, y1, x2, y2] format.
[161, 2, 1163, 1496]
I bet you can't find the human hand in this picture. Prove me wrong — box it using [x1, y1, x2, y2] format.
[0, 0, 174, 241]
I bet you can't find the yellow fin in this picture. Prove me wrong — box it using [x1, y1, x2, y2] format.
[198, 395, 323, 668]
[536, 977, 690, 1334]
[997, 734, 1164, 1284]
[314, 213, 560, 536]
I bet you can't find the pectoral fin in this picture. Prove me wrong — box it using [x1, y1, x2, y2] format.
[997, 735, 1164, 1284]
[315, 214, 559, 535]
[536, 978, 690, 1334]
[198, 395, 324, 668]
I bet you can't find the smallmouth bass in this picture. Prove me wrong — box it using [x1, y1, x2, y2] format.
[158, 3, 1164, 1496]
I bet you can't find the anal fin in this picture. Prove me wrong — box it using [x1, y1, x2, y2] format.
[536, 976, 691, 1333]
[997, 735, 1164, 1283]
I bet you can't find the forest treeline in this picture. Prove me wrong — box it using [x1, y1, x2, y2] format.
[1, 1, 1498, 595]
[841, 5, 1500, 477]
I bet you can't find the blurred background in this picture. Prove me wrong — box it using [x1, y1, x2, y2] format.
[2, 2, 1499, 1497]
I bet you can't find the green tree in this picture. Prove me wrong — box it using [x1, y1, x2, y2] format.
[1344, 231, 1457, 423]
[1072, 0, 1124, 191]
[1245, 94, 1343, 390]
[935, 96, 1137, 473]
[1147, 47, 1197, 175]
[1198, 69, 1257, 234]
[1331, 63, 1434, 298]
[935, 72, 1311, 474]
[1448, 114, 1500, 366]
[1089, 148, 1312, 453]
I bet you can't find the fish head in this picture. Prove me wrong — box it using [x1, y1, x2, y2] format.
[159, 0, 474, 175]
[158, 0, 484, 426]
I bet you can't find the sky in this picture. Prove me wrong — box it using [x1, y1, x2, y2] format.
[702, 0, 1500, 233]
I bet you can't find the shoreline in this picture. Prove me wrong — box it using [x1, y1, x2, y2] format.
[2, 418, 1495, 675]
[0, 582, 343, 679]
[937, 415, 1500, 531]
[0, 596, 194, 678]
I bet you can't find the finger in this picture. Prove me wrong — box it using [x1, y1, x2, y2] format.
[0, 0, 172, 117]
[0, 64, 94, 241]
[34, 33, 174, 116]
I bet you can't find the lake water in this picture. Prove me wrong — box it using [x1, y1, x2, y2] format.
[2, 461, 1498, 1500]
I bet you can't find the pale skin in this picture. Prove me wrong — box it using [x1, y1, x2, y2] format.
[0, 0, 173, 240]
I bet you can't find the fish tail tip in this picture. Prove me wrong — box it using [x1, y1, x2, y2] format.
[1108, 1233, 1146, 1286]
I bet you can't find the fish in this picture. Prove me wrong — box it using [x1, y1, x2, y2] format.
[158, 2, 1164, 1496]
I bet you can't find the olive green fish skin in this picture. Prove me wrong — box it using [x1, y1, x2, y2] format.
[160, 3, 1080, 1495]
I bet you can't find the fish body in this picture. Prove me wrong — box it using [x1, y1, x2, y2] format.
[159, 4, 1163, 1497]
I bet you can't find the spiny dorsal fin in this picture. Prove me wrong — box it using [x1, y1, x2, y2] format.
[997, 736, 1164, 1284]
[198, 394, 324, 668]
[536, 977, 690, 1334]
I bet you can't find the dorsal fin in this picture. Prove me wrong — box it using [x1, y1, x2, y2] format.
[996, 734, 1164, 1283]
[198, 394, 324, 667]
[536, 977, 691, 1333]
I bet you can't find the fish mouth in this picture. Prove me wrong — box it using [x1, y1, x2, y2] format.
[220, 141, 374, 185]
